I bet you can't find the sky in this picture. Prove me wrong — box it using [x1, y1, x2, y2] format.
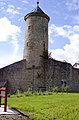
[0, 0, 79, 68]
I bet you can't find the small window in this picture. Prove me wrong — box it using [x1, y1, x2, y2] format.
[45, 28, 47, 32]
[27, 42, 28, 46]
[43, 43, 45, 47]
[43, 41, 45, 47]
[28, 26, 31, 30]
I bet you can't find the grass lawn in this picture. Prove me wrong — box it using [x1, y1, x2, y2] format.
[8, 93, 79, 120]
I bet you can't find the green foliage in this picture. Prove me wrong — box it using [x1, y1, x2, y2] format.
[43, 91, 53, 95]
[38, 92, 42, 96]
[48, 92, 53, 95]
[24, 88, 32, 96]
[53, 86, 59, 93]
[7, 94, 11, 98]
[61, 85, 69, 93]
[15, 89, 54, 97]
[33, 92, 39, 96]
[16, 89, 24, 97]
[8, 93, 79, 120]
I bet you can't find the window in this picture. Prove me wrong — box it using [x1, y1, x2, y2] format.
[28, 26, 31, 30]
[43, 43, 45, 47]
[27, 42, 28, 46]
[45, 28, 47, 32]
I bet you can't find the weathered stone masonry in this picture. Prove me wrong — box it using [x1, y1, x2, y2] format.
[0, 58, 79, 93]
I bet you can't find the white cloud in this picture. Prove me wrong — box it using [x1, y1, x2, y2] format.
[0, 17, 21, 42]
[0, 55, 22, 68]
[0, 17, 21, 68]
[49, 24, 79, 64]
[1, 6, 5, 10]
[22, 0, 29, 4]
[7, 5, 20, 15]
[66, 0, 79, 11]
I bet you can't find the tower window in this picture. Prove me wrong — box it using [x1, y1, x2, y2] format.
[28, 26, 31, 30]
[45, 28, 47, 32]
[43, 42, 45, 51]
[43, 43, 45, 47]
[43, 41, 45, 48]
[27, 42, 29, 46]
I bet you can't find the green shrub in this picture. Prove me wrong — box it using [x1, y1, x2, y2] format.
[7, 94, 11, 98]
[61, 85, 69, 93]
[16, 89, 24, 97]
[33, 92, 39, 96]
[53, 86, 59, 93]
[48, 92, 53, 95]
[24, 88, 33, 96]
[24, 91, 32, 96]
[38, 92, 42, 95]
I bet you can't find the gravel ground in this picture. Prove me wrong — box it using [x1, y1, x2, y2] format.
[0, 115, 30, 120]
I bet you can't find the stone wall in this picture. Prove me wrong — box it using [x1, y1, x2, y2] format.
[71, 68, 79, 92]
[0, 58, 79, 93]
[0, 59, 42, 93]
[0, 60, 27, 93]
[45, 59, 79, 92]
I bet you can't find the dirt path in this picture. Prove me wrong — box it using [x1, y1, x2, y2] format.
[0, 115, 30, 120]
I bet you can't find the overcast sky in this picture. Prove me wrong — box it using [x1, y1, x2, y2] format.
[0, 0, 79, 68]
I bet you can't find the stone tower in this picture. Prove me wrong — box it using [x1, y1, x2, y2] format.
[23, 2, 50, 68]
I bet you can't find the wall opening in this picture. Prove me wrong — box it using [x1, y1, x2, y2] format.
[27, 42, 29, 46]
[61, 80, 67, 87]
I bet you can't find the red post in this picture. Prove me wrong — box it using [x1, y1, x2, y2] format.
[4, 87, 7, 112]
[0, 90, 1, 107]
[0, 81, 7, 112]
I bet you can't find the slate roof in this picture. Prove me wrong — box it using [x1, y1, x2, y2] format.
[24, 5, 50, 21]
[31, 6, 45, 14]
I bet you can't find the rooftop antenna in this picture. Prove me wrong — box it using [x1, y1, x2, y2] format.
[37, 0, 39, 6]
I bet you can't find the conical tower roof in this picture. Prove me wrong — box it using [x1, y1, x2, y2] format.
[24, 4, 50, 21]
[31, 6, 45, 14]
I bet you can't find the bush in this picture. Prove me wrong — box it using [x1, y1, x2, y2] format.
[24, 88, 33, 96]
[61, 85, 69, 93]
[7, 94, 11, 98]
[48, 92, 53, 95]
[33, 92, 39, 96]
[16, 89, 24, 97]
[53, 86, 59, 93]
[24, 91, 32, 96]
[38, 92, 42, 95]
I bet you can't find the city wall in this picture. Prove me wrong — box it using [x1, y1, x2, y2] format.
[0, 59, 79, 93]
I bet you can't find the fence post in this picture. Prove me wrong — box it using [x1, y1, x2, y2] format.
[0, 81, 7, 112]
[0, 90, 1, 107]
[4, 87, 7, 112]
